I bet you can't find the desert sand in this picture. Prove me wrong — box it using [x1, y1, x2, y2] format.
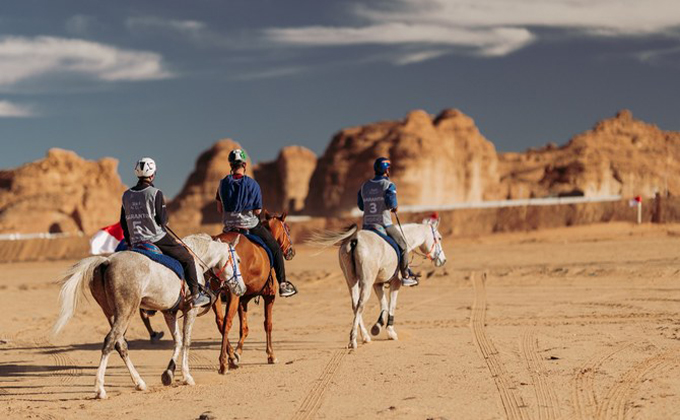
[1, 222, 680, 420]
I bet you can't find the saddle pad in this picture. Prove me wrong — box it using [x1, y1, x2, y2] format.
[365, 228, 401, 265]
[244, 233, 274, 268]
[132, 249, 184, 279]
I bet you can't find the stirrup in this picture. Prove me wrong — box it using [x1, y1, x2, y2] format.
[279, 281, 298, 298]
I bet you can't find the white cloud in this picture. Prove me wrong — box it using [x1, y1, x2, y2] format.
[126, 16, 207, 35]
[263, 0, 680, 62]
[65, 15, 99, 36]
[0, 36, 172, 87]
[231, 66, 305, 81]
[0, 100, 33, 117]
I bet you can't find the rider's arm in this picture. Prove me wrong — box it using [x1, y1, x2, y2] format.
[357, 190, 364, 211]
[120, 206, 131, 245]
[385, 183, 398, 210]
[251, 178, 263, 213]
[154, 190, 168, 227]
[215, 190, 223, 214]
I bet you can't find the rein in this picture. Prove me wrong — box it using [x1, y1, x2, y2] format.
[411, 224, 443, 262]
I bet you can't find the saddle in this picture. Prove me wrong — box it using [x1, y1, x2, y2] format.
[115, 242, 184, 279]
[364, 227, 402, 265]
[222, 229, 274, 268]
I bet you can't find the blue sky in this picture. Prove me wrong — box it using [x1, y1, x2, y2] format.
[1, 0, 679, 197]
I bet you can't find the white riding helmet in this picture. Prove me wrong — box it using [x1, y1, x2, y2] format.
[134, 157, 156, 178]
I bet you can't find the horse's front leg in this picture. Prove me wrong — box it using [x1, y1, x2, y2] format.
[212, 291, 226, 333]
[180, 308, 198, 385]
[386, 278, 401, 340]
[236, 297, 252, 357]
[218, 293, 239, 374]
[161, 311, 182, 386]
[370, 282, 389, 338]
[263, 295, 277, 364]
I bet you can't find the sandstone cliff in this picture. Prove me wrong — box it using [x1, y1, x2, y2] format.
[0, 148, 125, 234]
[167, 139, 252, 225]
[254, 146, 317, 213]
[499, 110, 680, 199]
[305, 109, 501, 216]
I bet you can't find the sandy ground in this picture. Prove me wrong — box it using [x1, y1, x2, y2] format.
[1, 222, 680, 420]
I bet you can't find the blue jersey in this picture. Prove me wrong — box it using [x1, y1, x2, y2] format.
[217, 174, 262, 229]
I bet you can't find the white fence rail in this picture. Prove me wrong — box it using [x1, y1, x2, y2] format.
[349, 195, 623, 217]
[0, 231, 83, 241]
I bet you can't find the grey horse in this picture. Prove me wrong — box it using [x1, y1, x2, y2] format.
[53, 233, 246, 399]
[309, 218, 447, 349]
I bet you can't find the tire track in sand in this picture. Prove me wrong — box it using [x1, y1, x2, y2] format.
[571, 342, 633, 420]
[596, 350, 678, 420]
[34, 338, 82, 386]
[470, 272, 530, 420]
[290, 349, 346, 420]
[520, 329, 560, 420]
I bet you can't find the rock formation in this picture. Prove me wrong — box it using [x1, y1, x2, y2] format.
[254, 146, 317, 213]
[305, 109, 501, 216]
[0, 148, 125, 234]
[499, 110, 680, 199]
[167, 139, 252, 226]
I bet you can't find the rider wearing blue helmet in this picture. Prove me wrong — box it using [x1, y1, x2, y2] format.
[357, 157, 419, 287]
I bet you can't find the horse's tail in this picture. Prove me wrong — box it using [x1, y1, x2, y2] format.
[53, 256, 109, 336]
[306, 224, 359, 249]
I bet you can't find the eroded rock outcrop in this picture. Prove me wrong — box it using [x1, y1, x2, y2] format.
[305, 109, 501, 216]
[254, 146, 317, 213]
[499, 110, 680, 199]
[0, 148, 125, 234]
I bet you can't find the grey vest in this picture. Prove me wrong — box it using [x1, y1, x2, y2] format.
[122, 186, 165, 245]
[361, 178, 394, 227]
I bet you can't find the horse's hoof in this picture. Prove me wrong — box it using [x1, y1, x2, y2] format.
[387, 331, 398, 341]
[95, 389, 107, 400]
[161, 370, 173, 386]
[218, 366, 227, 375]
[135, 381, 147, 391]
[362, 336, 372, 344]
[268, 357, 278, 364]
[234, 352, 241, 363]
[184, 376, 196, 386]
[347, 341, 357, 350]
[371, 324, 382, 336]
[229, 358, 239, 369]
[150, 331, 164, 343]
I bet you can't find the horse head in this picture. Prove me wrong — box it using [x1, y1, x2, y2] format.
[264, 210, 296, 260]
[214, 235, 247, 296]
[420, 213, 447, 267]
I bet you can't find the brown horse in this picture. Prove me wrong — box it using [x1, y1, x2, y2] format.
[211, 211, 295, 374]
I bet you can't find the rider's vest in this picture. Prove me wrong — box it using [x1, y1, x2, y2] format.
[218, 175, 261, 230]
[360, 178, 395, 228]
[122, 186, 166, 245]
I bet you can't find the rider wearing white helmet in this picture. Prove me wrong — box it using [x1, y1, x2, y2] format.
[215, 149, 298, 298]
[120, 157, 211, 307]
[358, 157, 420, 287]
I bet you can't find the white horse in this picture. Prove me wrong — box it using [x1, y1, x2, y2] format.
[310, 218, 447, 349]
[53, 233, 246, 399]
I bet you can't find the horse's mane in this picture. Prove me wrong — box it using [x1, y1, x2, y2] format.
[182, 233, 214, 258]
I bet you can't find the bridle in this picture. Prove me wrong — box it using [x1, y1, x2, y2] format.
[415, 224, 443, 262]
[272, 217, 295, 259]
[213, 242, 241, 290]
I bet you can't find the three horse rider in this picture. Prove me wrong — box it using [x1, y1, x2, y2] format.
[215, 149, 298, 298]
[120, 158, 212, 307]
[358, 157, 420, 287]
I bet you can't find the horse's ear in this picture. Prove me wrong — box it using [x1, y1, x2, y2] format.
[264, 209, 273, 220]
[281, 211, 287, 221]
[231, 235, 241, 247]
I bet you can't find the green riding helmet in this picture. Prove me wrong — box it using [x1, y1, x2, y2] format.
[228, 149, 248, 164]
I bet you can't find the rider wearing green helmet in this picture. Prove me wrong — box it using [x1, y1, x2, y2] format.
[215, 149, 298, 298]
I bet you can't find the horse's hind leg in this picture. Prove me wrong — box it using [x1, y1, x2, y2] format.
[94, 309, 135, 399]
[263, 295, 277, 364]
[161, 312, 182, 386]
[371, 283, 389, 337]
[236, 297, 252, 358]
[115, 337, 146, 391]
[386, 278, 401, 340]
[349, 281, 372, 349]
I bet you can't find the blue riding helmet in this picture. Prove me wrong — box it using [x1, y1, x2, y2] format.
[374, 157, 391, 175]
